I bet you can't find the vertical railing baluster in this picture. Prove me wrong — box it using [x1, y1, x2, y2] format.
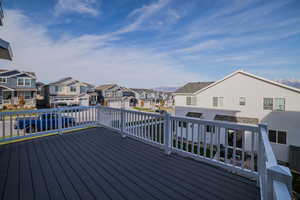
[175, 120, 178, 149]
[242, 130, 245, 169]
[151, 116, 154, 141]
[9, 113, 12, 138]
[147, 115, 150, 140]
[233, 130, 237, 165]
[180, 121, 183, 150]
[1, 114, 4, 139]
[159, 116, 162, 144]
[35, 112, 38, 133]
[225, 128, 228, 163]
[204, 126, 207, 157]
[16, 114, 20, 137]
[251, 131, 255, 171]
[29, 113, 32, 134]
[185, 121, 188, 152]
[210, 128, 214, 159]
[197, 123, 201, 155]
[191, 123, 194, 154]
[22, 114, 25, 136]
[217, 127, 220, 161]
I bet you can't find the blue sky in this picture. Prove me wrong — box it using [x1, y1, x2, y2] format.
[0, 0, 299, 87]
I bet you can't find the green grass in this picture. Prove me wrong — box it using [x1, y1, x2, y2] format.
[133, 107, 154, 112]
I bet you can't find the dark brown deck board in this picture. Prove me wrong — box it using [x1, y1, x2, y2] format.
[0, 127, 260, 200]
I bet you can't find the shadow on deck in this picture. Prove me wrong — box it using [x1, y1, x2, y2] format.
[0, 127, 260, 200]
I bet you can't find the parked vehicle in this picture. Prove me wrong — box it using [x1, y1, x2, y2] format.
[15, 113, 76, 133]
[155, 109, 167, 114]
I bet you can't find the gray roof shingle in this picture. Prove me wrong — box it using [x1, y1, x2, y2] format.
[175, 82, 214, 94]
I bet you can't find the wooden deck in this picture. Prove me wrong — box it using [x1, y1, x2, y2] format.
[0, 127, 260, 200]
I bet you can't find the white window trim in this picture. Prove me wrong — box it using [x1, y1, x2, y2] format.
[17, 77, 32, 86]
[239, 97, 246, 106]
[17, 77, 25, 86]
[0, 77, 7, 83]
[269, 129, 287, 145]
[24, 78, 32, 86]
[213, 97, 224, 107]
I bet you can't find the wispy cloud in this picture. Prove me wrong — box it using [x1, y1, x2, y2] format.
[54, 0, 100, 16]
[0, 10, 202, 87]
[116, 0, 173, 34]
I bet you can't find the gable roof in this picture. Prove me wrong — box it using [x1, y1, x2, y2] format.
[130, 88, 155, 93]
[50, 77, 73, 85]
[0, 69, 36, 79]
[96, 84, 117, 91]
[193, 70, 300, 95]
[174, 82, 214, 94]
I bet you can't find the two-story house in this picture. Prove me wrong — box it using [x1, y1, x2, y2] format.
[0, 69, 37, 109]
[96, 84, 137, 108]
[43, 77, 94, 107]
[0, 1, 13, 60]
[130, 88, 156, 108]
[174, 70, 300, 164]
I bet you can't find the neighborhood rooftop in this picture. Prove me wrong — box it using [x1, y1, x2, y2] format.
[0, 69, 36, 78]
[96, 84, 117, 91]
[174, 82, 214, 94]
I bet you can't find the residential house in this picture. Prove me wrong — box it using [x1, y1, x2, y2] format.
[130, 88, 175, 109]
[130, 88, 156, 108]
[96, 84, 136, 108]
[174, 70, 300, 164]
[43, 77, 95, 107]
[0, 1, 13, 60]
[0, 69, 37, 109]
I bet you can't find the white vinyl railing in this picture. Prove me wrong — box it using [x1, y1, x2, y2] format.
[96, 106, 293, 200]
[258, 124, 292, 200]
[0, 106, 98, 142]
[0, 105, 292, 199]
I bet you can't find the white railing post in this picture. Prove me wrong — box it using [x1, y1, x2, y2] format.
[58, 108, 63, 135]
[120, 108, 126, 138]
[267, 165, 292, 200]
[96, 105, 101, 127]
[164, 112, 172, 155]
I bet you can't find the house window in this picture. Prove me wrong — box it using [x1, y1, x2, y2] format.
[206, 125, 215, 133]
[178, 121, 187, 128]
[213, 97, 223, 107]
[17, 78, 25, 86]
[268, 130, 287, 144]
[25, 79, 31, 86]
[70, 86, 77, 92]
[277, 131, 287, 144]
[0, 77, 7, 83]
[274, 98, 285, 111]
[268, 130, 277, 143]
[24, 91, 31, 99]
[263, 98, 273, 110]
[239, 97, 246, 106]
[186, 112, 202, 118]
[55, 86, 62, 92]
[186, 97, 192, 105]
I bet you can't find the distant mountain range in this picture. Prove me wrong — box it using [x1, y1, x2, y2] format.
[276, 79, 300, 89]
[153, 87, 178, 92]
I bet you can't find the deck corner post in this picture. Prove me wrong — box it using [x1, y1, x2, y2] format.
[120, 108, 126, 138]
[164, 112, 172, 155]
